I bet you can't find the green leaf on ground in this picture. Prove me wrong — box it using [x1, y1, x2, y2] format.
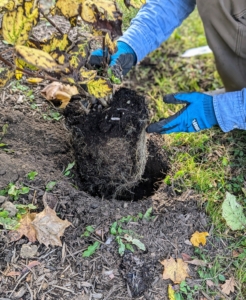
[27, 171, 38, 180]
[143, 207, 153, 221]
[222, 192, 246, 230]
[126, 243, 134, 252]
[64, 161, 75, 176]
[46, 181, 57, 191]
[124, 234, 146, 251]
[116, 236, 125, 256]
[82, 241, 100, 257]
[110, 221, 118, 235]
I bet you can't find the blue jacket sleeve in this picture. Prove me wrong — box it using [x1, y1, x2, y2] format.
[213, 89, 246, 132]
[118, 0, 196, 62]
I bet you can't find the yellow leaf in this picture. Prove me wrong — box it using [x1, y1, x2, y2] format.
[27, 77, 44, 84]
[15, 57, 37, 79]
[2, 4, 38, 45]
[79, 68, 97, 84]
[68, 41, 89, 69]
[54, 0, 81, 19]
[168, 285, 175, 300]
[0, 0, 15, 12]
[54, 0, 122, 38]
[15, 45, 63, 72]
[0, 67, 14, 87]
[161, 257, 189, 284]
[32, 205, 72, 247]
[41, 33, 71, 53]
[41, 81, 79, 108]
[87, 77, 112, 98]
[105, 32, 117, 54]
[190, 231, 209, 247]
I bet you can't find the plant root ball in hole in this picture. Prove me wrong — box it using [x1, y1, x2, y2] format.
[64, 88, 168, 199]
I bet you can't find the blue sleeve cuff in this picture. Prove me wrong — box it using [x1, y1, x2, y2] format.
[213, 89, 246, 132]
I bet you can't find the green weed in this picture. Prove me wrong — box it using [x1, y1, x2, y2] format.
[81, 207, 153, 257]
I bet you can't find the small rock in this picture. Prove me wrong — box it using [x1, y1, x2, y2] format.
[0, 196, 7, 204]
[20, 244, 38, 259]
[92, 293, 103, 299]
[1, 201, 17, 217]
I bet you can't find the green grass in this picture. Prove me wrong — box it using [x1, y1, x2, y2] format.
[122, 7, 246, 299]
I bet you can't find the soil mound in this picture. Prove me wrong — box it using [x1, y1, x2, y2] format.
[64, 88, 149, 198]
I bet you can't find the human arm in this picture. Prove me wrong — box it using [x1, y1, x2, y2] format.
[146, 89, 246, 134]
[119, 0, 196, 63]
[213, 89, 246, 132]
[90, 0, 196, 77]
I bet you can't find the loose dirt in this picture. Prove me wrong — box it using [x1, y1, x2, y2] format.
[0, 81, 233, 299]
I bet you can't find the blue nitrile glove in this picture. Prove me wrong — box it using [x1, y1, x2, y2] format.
[89, 41, 137, 78]
[146, 92, 218, 134]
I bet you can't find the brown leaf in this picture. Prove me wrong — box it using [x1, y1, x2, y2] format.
[9, 212, 37, 242]
[206, 279, 214, 287]
[32, 205, 71, 247]
[181, 253, 191, 261]
[6, 271, 21, 277]
[41, 81, 79, 108]
[221, 277, 236, 295]
[21, 261, 40, 274]
[186, 259, 207, 267]
[190, 231, 209, 247]
[161, 257, 189, 284]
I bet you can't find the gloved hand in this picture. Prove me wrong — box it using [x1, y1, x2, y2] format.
[146, 92, 218, 134]
[89, 41, 137, 79]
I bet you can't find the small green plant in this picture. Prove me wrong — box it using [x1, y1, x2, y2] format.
[45, 181, 57, 191]
[42, 111, 63, 121]
[0, 183, 30, 201]
[0, 203, 36, 230]
[63, 161, 75, 176]
[81, 207, 153, 257]
[174, 281, 200, 300]
[27, 171, 38, 180]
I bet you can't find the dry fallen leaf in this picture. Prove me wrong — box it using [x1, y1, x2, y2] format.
[181, 253, 191, 261]
[190, 231, 209, 247]
[221, 277, 236, 295]
[161, 257, 189, 284]
[186, 259, 207, 267]
[206, 279, 214, 287]
[9, 212, 37, 242]
[6, 271, 21, 277]
[32, 205, 71, 247]
[21, 261, 40, 275]
[41, 81, 79, 108]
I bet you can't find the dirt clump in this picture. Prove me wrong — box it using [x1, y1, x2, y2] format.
[64, 88, 149, 198]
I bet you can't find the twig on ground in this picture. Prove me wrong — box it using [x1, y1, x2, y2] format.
[26, 282, 33, 300]
[40, 9, 63, 35]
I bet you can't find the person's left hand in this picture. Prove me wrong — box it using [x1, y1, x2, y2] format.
[146, 92, 218, 134]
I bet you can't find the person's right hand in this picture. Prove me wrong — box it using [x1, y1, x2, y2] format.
[89, 41, 137, 80]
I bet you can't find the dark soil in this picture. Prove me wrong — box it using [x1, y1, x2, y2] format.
[64, 88, 149, 199]
[0, 30, 235, 300]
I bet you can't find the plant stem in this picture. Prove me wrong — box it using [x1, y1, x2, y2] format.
[40, 9, 63, 35]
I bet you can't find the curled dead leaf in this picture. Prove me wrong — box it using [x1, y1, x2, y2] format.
[190, 231, 209, 247]
[41, 82, 79, 108]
